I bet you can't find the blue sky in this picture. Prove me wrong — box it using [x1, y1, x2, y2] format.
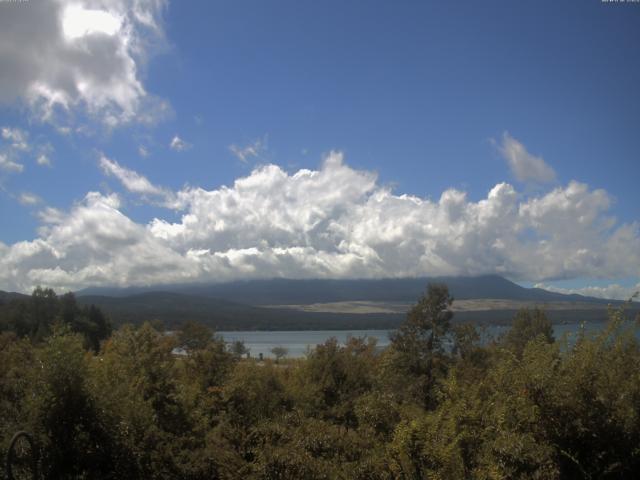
[0, 0, 639, 296]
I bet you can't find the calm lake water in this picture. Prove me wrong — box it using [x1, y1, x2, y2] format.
[219, 322, 615, 358]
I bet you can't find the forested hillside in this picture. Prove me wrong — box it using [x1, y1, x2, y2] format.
[2, 285, 640, 479]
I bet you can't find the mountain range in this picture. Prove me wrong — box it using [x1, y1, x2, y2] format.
[76, 275, 611, 305]
[3, 276, 635, 331]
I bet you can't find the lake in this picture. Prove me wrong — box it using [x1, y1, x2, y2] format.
[219, 322, 616, 358]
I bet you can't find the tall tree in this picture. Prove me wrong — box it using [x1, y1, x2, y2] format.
[389, 283, 454, 408]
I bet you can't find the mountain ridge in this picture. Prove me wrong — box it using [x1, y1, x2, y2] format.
[4, 276, 633, 331]
[75, 275, 613, 305]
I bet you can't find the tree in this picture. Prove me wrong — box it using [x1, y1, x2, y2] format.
[501, 308, 554, 358]
[89, 322, 196, 477]
[29, 326, 112, 478]
[293, 337, 377, 427]
[58, 293, 111, 352]
[392, 283, 453, 357]
[271, 346, 288, 363]
[85, 304, 111, 351]
[230, 339, 249, 358]
[388, 283, 454, 408]
[179, 320, 213, 351]
[0, 289, 111, 351]
[185, 336, 236, 391]
[27, 287, 58, 341]
[222, 362, 290, 427]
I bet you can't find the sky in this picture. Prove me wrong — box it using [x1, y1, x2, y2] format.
[0, 0, 639, 298]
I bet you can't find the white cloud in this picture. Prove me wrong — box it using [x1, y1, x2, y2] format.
[1, 127, 54, 171]
[170, 135, 191, 152]
[0, 153, 24, 173]
[34, 142, 55, 167]
[0, 191, 193, 292]
[18, 192, 41, 206]
[138, 145, 149, 157]
[62, 5, 122, 40]
[2, 127, 29, 151]
[37, 207, 65, 227]
[0, 0, 167, 126]
[0, 152, 638, 292]
[229, 136, 267, 163]
[99, 155, 165, 196]
[498, 132, 557, 183]
[535, 282, 640, 302]
[37, 154, 52, 167]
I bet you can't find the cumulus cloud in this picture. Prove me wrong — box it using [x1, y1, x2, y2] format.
[498, 132, 556, 183]
[535, 282, 640, 302]
[170, 135, 191, 152]
[0, 152, 639, 292]
[99, 155, 166, 197]
[0, 0, 167, 126]
[229, 136, 267, 163]
[1, 192, 194, 292]
[37, 206, 66, 226]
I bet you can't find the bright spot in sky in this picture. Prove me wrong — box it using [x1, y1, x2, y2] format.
[62, 5, 121, 40]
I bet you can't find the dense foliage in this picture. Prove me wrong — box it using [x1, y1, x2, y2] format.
[0, 287, 111, 351]
[1, 285, 640, 479]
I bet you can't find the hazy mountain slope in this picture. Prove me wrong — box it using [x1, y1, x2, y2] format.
[75, 292, 403, 330]
[75, 291, 628, 330]
[0, 290, 30, 304]
[6, 274, 633, 330]
[76, 275, 610, 305]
